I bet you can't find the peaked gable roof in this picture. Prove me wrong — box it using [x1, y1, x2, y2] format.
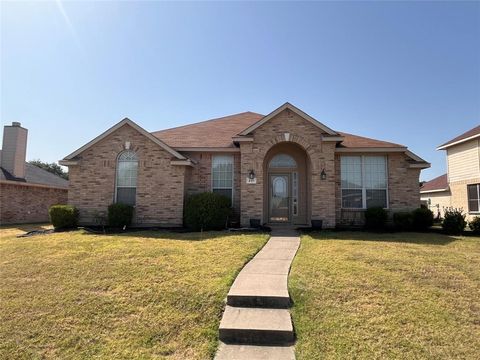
[238, 102, 339, 136]
[62, 118, 186, 161]
[420, 173, 449, 193]
[152, 112, 263, 148]
[437, 124, 480, 150]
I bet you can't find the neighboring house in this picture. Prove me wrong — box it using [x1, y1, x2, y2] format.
[421, 125, 480, 221]
[60, 103, 429, 228]
[0, 122, 68, 224]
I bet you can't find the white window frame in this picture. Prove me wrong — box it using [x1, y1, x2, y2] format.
[341, 155, 389, 209]
[211, 154, 234, 206]
[467, 184, 480, 214]
[115, 150, 138, 206]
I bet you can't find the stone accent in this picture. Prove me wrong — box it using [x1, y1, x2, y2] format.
[0, 183, 67, 224]
[239, 108, 337, 228]
[68, 124, 186, 226]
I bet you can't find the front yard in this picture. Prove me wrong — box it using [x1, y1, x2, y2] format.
[0, 228, 268, 359]
[290, 232, 480, 359]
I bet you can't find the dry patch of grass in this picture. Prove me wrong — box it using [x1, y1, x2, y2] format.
[290, 232, 480, 360]
[0, 223, 52, 238]
[0, 229, 268, 359]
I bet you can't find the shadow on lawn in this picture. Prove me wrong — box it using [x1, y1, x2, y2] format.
[305, 230, 458, 246]
[81, 228, 265, 242]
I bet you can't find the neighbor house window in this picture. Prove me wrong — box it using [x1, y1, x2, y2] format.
[212, 155, 234, 205]
[468, 184, 480, 213]
[341, 155, 388, 209]
[116, 150, 138, 206]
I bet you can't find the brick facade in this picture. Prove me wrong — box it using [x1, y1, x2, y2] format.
[450, 177, 480, 221]
[68, 124, 186, 226]
[239, 108, 337, 228]
[335, 153, 421, 227]
[65, 108, 424, 228]
[0, 183, 67, 224]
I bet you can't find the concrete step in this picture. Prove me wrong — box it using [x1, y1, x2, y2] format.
[215, 342, 295, 360]
[227, 272, 290, 308]
[219, 306, 294, 345]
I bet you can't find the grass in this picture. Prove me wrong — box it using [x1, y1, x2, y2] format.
[0, 228, 269, 359]
[290, 231, 480, 360]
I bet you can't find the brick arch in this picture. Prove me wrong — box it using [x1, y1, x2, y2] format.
[263, 133, 315, 159]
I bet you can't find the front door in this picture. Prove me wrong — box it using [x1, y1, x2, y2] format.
[269, 174, 290, 223]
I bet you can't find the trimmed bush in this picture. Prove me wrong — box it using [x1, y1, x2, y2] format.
[442, 208, 466, 235]
[49, 205, 79, 230]
[412, 207, 434, 231]
[108, 203, 134, 228]
[393, 211, 413, 231]
[184, 192, 232, 231]
[469, 216, 480, 234]
[364, 207, 388, 231]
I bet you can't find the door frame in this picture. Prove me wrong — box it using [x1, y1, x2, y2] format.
[268, 173, 291, 223]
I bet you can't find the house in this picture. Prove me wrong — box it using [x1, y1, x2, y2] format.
[0, 122, 68, 224]
[59, 103, 429, 228]
[421, 125, 480, 220]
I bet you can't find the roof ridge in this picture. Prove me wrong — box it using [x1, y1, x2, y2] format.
[152, 111, 264, 134]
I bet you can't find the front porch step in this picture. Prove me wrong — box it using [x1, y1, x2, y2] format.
[227, 272, 291, 308]
[219, 306, 294, 345]
[215, 342, 295, 360]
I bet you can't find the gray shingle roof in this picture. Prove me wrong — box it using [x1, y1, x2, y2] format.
[0, 163, 68, 188]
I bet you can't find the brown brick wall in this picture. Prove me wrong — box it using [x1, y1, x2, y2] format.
[0, 183, 67, 224]
[183, 151, 241, 224]
[239, 108, 337, 228]
[68, 124, 186, 226]
[335, 153, 422, 226]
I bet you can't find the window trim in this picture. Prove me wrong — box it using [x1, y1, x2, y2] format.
[115, 150, 138, 206]
[467, 183, 480, 214]
[211, 154, 234, 206]
[341, 155, 389, 210]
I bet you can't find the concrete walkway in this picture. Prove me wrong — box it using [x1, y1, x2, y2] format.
[215, 228, 300, 360]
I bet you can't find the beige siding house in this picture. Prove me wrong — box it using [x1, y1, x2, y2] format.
[421, 125, 480, 220]
[60, 103, 430, 228]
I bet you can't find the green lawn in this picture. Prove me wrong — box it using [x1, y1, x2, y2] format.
[0, 228, 268, 359]
[290, 232, 480, 359]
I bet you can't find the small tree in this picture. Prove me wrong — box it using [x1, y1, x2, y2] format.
[442, 208, 466, 235]
[29, 159, 68, 180]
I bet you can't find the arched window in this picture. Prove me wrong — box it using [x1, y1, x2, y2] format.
[116, 150, 138, 206]
[269, 154, 297, 168]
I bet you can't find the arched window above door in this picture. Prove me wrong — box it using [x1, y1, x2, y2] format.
[269, 154, 297, 168]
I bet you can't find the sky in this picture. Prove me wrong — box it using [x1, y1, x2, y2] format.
[1, 1, 479, 181]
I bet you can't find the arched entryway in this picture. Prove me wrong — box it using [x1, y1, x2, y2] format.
[263, 142, 311, 225]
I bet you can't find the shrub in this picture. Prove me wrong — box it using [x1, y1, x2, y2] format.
[49, 205, 79, 230]
[364, 207, 388, 231]
[468, 216, 480, 235]
[412, 207, 434, 231]
[108, 203, 134, 228]
[184, 192, 232, 231]
[442, 208, 466, 235]
[393, 211, 413, 231]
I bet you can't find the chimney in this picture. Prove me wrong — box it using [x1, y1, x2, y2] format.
[1, 122, 28, 178]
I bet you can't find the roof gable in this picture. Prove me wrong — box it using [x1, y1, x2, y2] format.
[238, 102, 339, 136]
[420, 173, 449, 193]
[437, 124, 480, 150]
[62, 118, 186, 161]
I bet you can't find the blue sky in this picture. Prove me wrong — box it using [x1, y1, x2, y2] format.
[1, 1, 479, 181]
